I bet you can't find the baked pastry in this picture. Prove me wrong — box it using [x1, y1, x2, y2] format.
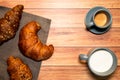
[18, 21, 54, 61]
[7, 56, 32, 80]
[0, 5, 23, 44]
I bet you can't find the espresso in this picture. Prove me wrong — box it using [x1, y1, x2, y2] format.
[94, 12, 108, 27]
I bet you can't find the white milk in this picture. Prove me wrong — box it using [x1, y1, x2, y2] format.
[89, 50, 113, 72]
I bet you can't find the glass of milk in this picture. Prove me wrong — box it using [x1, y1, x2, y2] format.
[79, 48, 117, 77]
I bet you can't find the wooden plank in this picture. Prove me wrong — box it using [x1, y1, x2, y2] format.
[22, 8, 120, 28]
[0, 7, 120, 28]
[0, 0, 120, 8]
[47, 27, 120, 47]
[38, 66, 120, 80]
[42, 47, 120, 66]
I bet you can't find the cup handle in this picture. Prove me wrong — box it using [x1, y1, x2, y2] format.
[79, 54, 88, 61]
[87, 22, 94, 30]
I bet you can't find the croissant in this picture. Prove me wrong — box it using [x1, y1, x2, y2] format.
[0, 5, 23, 44]
[18, 21, 54, 61]
[7, 56, 32, 80]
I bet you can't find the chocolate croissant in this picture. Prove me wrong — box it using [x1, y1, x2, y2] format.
[0, 5, 23, 44]
[18, 21, 54, 61]
[7, 56, 32, 80]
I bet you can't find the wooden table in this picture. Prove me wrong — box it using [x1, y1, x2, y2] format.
[1, 0, 120, 80]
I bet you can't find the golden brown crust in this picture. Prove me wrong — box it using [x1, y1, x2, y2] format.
[7, 56, 32, 80]
[0, 5, 23, 44]
[18, 21, 54, 61]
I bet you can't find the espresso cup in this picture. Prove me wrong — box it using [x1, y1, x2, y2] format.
[87, 9, 112, 30]
[79, 48, 117, 77]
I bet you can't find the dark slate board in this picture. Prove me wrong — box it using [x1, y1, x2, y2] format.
[0, 6, 51, 80]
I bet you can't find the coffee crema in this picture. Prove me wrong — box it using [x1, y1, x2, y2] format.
[94, 12, 108, 27]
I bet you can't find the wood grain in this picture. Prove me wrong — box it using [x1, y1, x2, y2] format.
[0, 0, 120, 8]
[24, 8, 120, 28]
[38, 66, 120, 80]
[1, 0, 120, 80]
[41, 47, 120, 66]
[47, 27, 120, 47]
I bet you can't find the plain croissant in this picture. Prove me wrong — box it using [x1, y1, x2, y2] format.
[7, 56, 32, 80]
[0, 5, 23, 44]
[18, 21, 54, 61]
